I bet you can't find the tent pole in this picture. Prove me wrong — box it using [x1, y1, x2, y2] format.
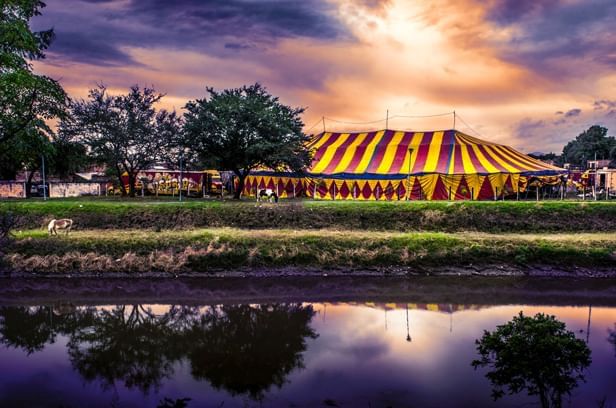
[322, 116, 326, 133]
[386, 109, 389, 130]
[453, 110, 456, 129]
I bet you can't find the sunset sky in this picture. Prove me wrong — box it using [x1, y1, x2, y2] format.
[31, 0, 616, 153]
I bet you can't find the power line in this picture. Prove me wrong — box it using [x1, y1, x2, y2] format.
[390, 111, 455, 119]
[304, 118, 323, 133]
[323, 117, 387, 125]
[455, 114, 483, 138]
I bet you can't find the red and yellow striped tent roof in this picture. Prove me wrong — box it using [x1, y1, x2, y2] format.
[296, 129, 564, 180]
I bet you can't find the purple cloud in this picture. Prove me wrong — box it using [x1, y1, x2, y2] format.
[485, 0, 616, 78]
[32, 0, 351, 67]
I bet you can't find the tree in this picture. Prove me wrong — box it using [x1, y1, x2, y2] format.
[62, 85, 182, 197]
[183, 83, 312, 199]
[0, 0, 67, 146]
[185, 303, 317, 400]
[472, 312, 591, 408]
[561, 125, 616, 167]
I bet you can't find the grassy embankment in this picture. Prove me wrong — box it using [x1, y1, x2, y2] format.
[3, 198, 616, 232]
[3, 228, 615, 275]
[1, 198, 615, 275]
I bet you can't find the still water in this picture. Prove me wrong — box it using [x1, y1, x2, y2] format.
[0, 301, 614, 407]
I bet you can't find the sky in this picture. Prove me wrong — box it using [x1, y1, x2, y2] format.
[31, 0, 616, 153]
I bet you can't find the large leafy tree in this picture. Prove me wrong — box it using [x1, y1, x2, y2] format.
[0, 0, 68, 167]
[472, 312, 591, 408]
[183, 83, 312, 199]
[62, 85, 182, 197]
[561, 125, 616, 167]
[0, 0, 69, 198]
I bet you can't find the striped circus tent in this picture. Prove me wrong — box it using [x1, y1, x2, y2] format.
[244, 129, 565, 200]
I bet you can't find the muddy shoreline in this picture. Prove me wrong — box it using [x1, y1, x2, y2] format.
[2, 275, 616, 307]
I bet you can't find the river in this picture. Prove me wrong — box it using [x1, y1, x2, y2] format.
[0, 277, 614, 407]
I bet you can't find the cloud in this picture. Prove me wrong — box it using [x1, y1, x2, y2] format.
[484, 0, 616, 78]
[29, 0, 616, 155]
[564, 108, 581, 118]
[33, 0, 349, 67]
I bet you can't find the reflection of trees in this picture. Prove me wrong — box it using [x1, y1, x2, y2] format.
[186, 304, 318, 400]
[0, 306, 86, 354]
[67, 305, 193, 393]
[0, 303, 317, 400]
[472, 312, 591, 408]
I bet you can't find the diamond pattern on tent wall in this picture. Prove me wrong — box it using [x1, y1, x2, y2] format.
[266, 178, 275, 191]
[328, 181, 337, 199]
[362, 181, 373, 199]
[285, 179, 294, 196]
[381, 182, 392, 200]
[478, 176, 494, 200]
[431, 176, 449, 200]
[339, 181, 350, 199]
[455, 176, 471, 200]
[351, 181, 361, 199]
[396, 181, 406, 200]
[373, 181, 383, 200]
[502, 175, 514, 196]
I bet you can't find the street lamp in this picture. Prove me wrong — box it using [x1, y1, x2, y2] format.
[406, 147, 414, 201]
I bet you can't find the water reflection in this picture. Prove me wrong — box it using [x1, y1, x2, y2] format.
[0, 303, 317, 400]
[0, 302, 614, 407]
[472, 312, 592, 408]
[609, 324, 616, 356]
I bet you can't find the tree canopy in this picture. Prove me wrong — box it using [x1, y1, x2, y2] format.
[560, 125, 616, 167]
[62, 85, 182, 196]
[183, 83, 312, 198]
[0, 0, 69, 194]
[472, 312, 591, 408]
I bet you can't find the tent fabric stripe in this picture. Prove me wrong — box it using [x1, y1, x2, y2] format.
[247, 128, 565, 201]
[297, 129, 563, 177]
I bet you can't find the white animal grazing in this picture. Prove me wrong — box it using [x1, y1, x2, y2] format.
[257, 189, 279, 203]
[48, 218, 73, 236]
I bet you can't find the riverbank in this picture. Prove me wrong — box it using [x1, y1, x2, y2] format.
[3, 198, 616, 232]
[2, 228, 615, 276]
[1, 276, 615, 306]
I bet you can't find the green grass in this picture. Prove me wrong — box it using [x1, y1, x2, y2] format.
[4, 228, 615, 274]
[3, 197, 616, 233]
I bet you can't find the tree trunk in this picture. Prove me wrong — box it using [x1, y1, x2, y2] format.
[115, 165, 127, 196]
[234, 171, 246, 200]
[25, 167, 38, 199]
[128, 172, 137, 198]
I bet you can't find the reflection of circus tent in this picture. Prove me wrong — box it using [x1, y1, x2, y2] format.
[329, 302, 485, 313]
[324, 302, 487, 338]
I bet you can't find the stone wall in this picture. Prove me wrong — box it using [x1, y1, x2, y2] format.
[0, 182, 26, 198]
[49, 183, 102, 197]
[0, 182, 102, 198]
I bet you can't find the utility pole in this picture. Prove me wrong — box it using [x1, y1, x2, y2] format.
[179, 152, 183, 202]
[41, 155, 47, 201]
[406, 148, 414, 200]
